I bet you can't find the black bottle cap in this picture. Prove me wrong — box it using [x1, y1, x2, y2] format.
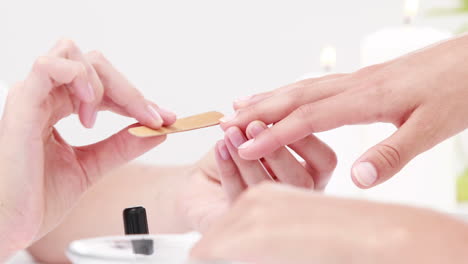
[123, 206, 149, 235]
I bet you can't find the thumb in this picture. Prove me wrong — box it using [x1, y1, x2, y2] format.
[75, 124, 166, 185]
[351, 115, 436, 188]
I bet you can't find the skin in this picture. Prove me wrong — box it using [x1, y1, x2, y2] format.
[7, 34, 468, 264]
[191, 183, 468, 264]
[220, 33, 468, 189]
[27, 128, 334, 263]
[0, 39, 177, 261]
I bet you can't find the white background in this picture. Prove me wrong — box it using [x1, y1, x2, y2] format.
[0, 0, 466, 211]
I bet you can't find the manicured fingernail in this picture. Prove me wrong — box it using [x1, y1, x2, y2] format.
[217, 141, 231, 161]
[86, 82, 95, 101]
[353, 162, 378, 187]
[248, 121, 266, 138]
[234, 95, 253, 105]
[220, 111, 238, 123]
[89, 110, 98, 128]
[146, 105, 163, 127]
[226, 127, 246, 148]
[239, 138, 255, 150]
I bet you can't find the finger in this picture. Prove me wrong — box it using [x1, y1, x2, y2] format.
[288, 135, 337, 191]
[48, 39, 104, 128]
[233, 73, 348, 110]
[221, 75, 352, 131]
[14, 56, 91, 129]
[214, 140, 247, 201]
[237, 91, 380, 160]
[224, 127, 271, 185]
[246, 121, 314, 189]
[351, 110, 437, 188]
[85, 51, 176, 129]
[74, 124, 166, 185]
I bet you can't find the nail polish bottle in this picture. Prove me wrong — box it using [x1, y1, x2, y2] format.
[123, 206, 154, 255]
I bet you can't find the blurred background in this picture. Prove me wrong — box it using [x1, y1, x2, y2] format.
[0, 0, 467, 212]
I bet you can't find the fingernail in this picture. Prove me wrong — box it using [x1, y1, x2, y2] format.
[353, 162, 378, 187]
[248, 121, 266, 138]
[217, 141, 231, 161]
[86, 82, 95, 101]
[234, 95, 253, 105]
[88, 110, 98, 128]
[220, 111, 238, 123]
[146, 105, 163, 127]
[226, 127, 246, 148]
[239, 138, 255, 150]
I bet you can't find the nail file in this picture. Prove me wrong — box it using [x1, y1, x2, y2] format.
[128, 111, 224, 137]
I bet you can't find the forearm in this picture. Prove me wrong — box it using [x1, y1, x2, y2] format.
[27, 162, 194, 263]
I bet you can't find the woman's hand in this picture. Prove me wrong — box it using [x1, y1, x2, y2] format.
[221, 34, 468, 188]
[27, 131, 335, 262]
[191, 183, 468, 264]
[216, 120, 336, 199]
[178, 120, 336, 232]
[0, 39, 176, 258]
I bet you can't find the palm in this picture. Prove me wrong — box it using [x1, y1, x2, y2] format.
[178, 149, 230, 232]
[19, 89, 89, 239]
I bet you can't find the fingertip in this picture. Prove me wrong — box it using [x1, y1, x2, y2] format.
[351, 161, 378, 189]
[219, 111, 238, 125]
[79, 104, 98, 129]
[158, 106, 177, 126]
[216, 140, 231, 161]
[144, 104, 164, 129]
[238, 146, 259, 161]
[245, 120, 267, 139]
[219, 122, 230, 131]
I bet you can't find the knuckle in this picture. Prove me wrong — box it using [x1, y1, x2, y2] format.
[56, 38, 79, 53]
[374, 144, 401, 170]
[287, 86, 307, 106]
[291, 103, 317, 132]
[86, 50, 107, 65]
[32, 56, 51, 72]
[294, 103, 314, 119]
[57, 37, 76, 48]
[243, 103, 260, 118]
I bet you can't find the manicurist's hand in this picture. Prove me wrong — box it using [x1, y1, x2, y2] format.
[221, 34, 468, 188]
[214, 120, 336, 199]
[191, 183, 468, 264]
[0, 39, 176, 260]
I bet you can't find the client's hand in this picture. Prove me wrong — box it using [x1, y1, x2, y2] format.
[0, 39, 175, 259]
[221, 34, 468, 188]
[178, 121, 336, 231]
[192, 183, 468, 264]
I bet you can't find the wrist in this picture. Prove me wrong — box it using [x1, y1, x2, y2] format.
[147, 164, 194, 233]
[0, 209, 33, 261]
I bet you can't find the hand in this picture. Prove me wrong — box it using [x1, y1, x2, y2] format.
[178, 121, 336, 231]
[27, 129, 335, 262]
[191, 183, 468, 264]
[221, 35, 468, 188]
[0, 39, 176, 258]
[216, 120, 336, 198]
